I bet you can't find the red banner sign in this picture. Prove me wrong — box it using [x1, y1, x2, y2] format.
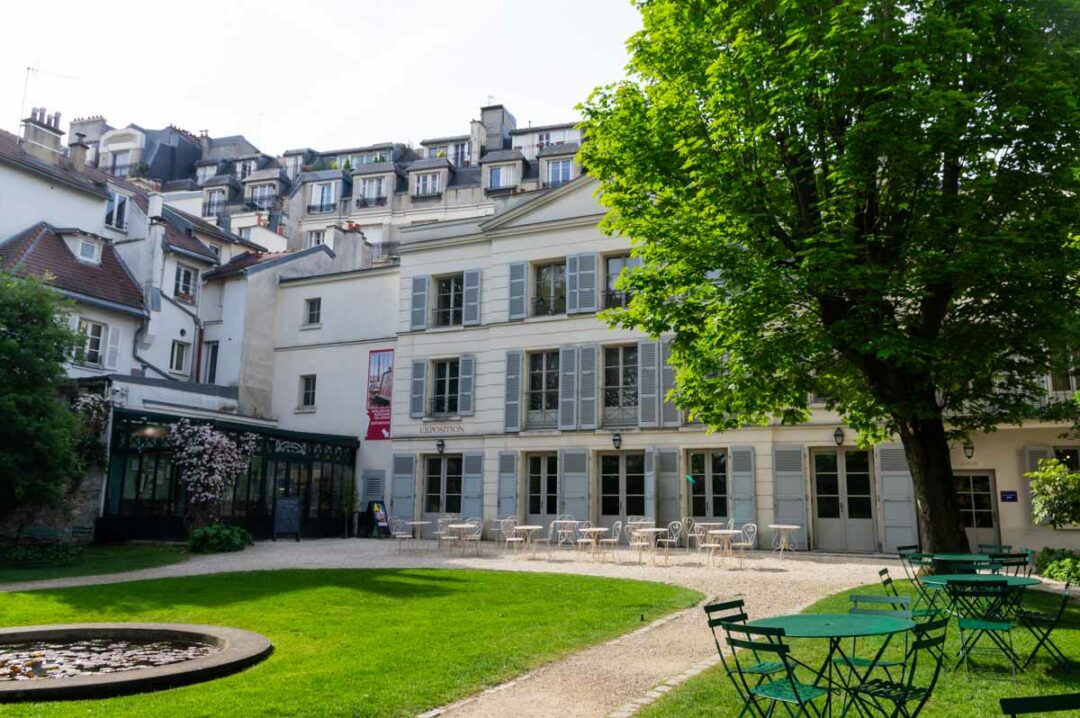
[365, 349, 393, 440]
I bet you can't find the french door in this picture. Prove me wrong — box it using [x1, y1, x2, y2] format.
[599, 452, 646, 534]
[955, 472, 1000, 549]
[421, 455, 463, 533]
[526, 454, 559, 528]
[687, 451, 729, 522]
[812, 449, 877, 553]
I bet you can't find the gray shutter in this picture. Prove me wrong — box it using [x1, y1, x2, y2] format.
[772, 445, 807, 551]
[461, 451, 484, 520]
[578, 344, 598, 430]
[638, 339, 659, 428]
[462, 269, 481, 326]
[644, 448, 657, 520]
[575, 253, 598, 313]
[876, 444, 919, 552]
[458, 354, 475, 416]
[361, 470, 385, 503]
[410, 275, 428, 330]
[498, 451, 519, 518]
[390, 454, 416, 519]
[504, 350, 523, 432]
[566, 255, 579, 314]
[104, 325, 122, 370]
[1023, 446, 1055, 526]
[729, 446, 757, 529]
[558, 448, 589, 519]
[558, 346, 578, 430]
[660, 339, 680, 427]
[508, 262, 527, 320]
[409, 360, 426, 418]
[657, 448, 681, 526]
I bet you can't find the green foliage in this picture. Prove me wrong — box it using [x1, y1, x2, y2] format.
[0, 570, 700, 717]
[1044, 556, 1080, 582]
[1035, 546, 1080, 577]
[580, 0, 1080, 438]
[1027, 458, 1080, 528]
[0, 542, 83, 567]
[186, 522, 253, 553]
[0, 273, 83, 521]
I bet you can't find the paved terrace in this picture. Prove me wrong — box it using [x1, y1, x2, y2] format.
[0, 541, 893, 717]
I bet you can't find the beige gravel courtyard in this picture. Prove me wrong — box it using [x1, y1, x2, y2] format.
[0, 540, 891, 717]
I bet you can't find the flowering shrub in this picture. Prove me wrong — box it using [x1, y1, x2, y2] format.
[188, 522, 253, 553]
[168, 420, 257, 529]
[73, 393, 111, 470]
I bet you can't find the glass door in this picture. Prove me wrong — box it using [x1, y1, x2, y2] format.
[955, 472, 999, 549]
[526, 454, 559, 529]
[688, 451, 729, 523]
[812, 449, 877, 553]
[422, 455, 463, 533]
[598, 452, 647, 536]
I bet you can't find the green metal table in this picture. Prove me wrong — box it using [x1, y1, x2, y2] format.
[925, 574, 1041, 620]
[749, 614, 915, 715]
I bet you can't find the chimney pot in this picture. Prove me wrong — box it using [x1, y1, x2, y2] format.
[53, 111, 61, 129]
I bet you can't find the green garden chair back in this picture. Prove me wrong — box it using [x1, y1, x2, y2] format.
[947, 579, 1022, 673]
[897, 545, 929, 582]
[723, 622, 828, 717]
[879, 568, 941, 620]
[834, 595, 913, 678]
[703, 599, 785, 718]
[1000, 693, 1080, 716]
[980, 543, 1013, 555]
[1018, 581, 1073, 670]
[851, 617, 948, 718]
[991, 553, 1033, 578]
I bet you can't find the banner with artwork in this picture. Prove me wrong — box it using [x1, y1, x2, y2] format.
[365, 349, 393, 440]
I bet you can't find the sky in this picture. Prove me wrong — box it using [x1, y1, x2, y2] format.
[1, 0, 641, 156]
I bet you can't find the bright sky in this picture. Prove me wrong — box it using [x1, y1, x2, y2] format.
[1, 0, 640, 156]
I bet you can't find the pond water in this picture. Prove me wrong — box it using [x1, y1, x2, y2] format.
[0, 639, 217, 681]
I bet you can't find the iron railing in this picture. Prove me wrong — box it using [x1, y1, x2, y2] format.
[355, 195, 388, 208]
[369, 241, 401, 262]
[604, 289, 631, 309]
[307, 202, 336, 214]
[429, 396, 459, 416]
[532, 294, 567, 316]
[432, 306, 463, 327]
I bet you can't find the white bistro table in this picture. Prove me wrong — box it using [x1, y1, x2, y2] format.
[768, 524, 801, 558]
[551, 519, 580, 551]
[578, 526, 610, 559]
[513, 525, 544, 558]
[404, 520, 431, 542]
[634, 526, 670, 564]
[707, 528, 743, 559]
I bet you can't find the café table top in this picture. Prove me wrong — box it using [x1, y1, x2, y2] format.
[579, 527, 610, 533]
[448, 523, 474, 530]
[768, 524, 802, 531]
[749, 613, 915, 639]
[404, 521, 431, 525]
[551, 519, 580, 524]
[514, 525, 543, 531]
[635, 527, 670, 533]
[932, 553, 993, 563]
[708, 529, 743, 536]
[921, 574, 1041, 588]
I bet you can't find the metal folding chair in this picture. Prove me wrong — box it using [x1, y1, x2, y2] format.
[723, 621, 828, 717]
[947, 579, 1022, 674]
[851, 618, 948, 718]
[703, 599, 785, 718]
[1018, 581, 1073, 670]
[879, 568, 942, 621]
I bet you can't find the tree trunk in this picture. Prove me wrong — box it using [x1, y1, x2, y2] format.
[896, 415, 969, 553]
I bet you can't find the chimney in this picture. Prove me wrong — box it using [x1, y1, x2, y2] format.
[199, 129, 210, 158]
[148, 192, 164, 221]
[51, 111, 61, 129]
[21, 105, 65, 164]
[69, 132, 88, 172]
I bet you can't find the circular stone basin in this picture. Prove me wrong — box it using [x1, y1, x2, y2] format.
[0, 624, 272, 702]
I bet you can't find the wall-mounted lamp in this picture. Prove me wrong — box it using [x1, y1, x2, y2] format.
[963, 440, 975, 460]
[611, 432, 622, 450]
[435, 439, 445, 454]
[833, 428, 844, 446]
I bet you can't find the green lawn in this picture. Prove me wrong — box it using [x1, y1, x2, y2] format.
[0, 569, 701, 717]
[0, 544, 186, 584]
[640, 580, 1080, 717]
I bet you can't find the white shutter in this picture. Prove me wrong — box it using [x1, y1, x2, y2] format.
[461, 452, 484, 520]
[772, 445, 807, 550]
[410, 275, 429, 331]
[656, 448, 681, 526]
[409, 360, 427, 418]
[104, 325, 121, 370]
[660, 339, 680, 427]
[558, 346, 579, 430]
[644, 447, 657, 520]
[458, 355, 475, 416]
[508, 262, 527, 320]
[558, 448, 589, 519]
[463, 269, 482, 326]
[729, 446, 757, 529]
[566, 255, 579, 314]
[574, 253, 598, 313]
[876, 444, 919, 552]
[504, 350, 523, 432]
[390, 454, 417, 519]
[497, 452, 519, 518]
[638, 340, 659, 428]
[578, 344, 598, 430]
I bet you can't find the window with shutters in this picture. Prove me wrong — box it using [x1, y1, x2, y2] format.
[74, 318, 105, 366]
[431, 359, 460, 415]
[528, 454, 559, 515]
[526, 351, 560, 429]
[433, 273, 464, 327]
[688, 451, 728, 518]
[532, 261, 566, 316]
[174, 264, 198, 304]
[425, 455, 462, 513]
[603, 345, 638, 426]
[604, 254, 633, 308]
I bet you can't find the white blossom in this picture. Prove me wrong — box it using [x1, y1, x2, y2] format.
[168, 420, 258, 506]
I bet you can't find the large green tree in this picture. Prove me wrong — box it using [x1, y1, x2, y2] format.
[0, 272, 83, 523]
[581, 0, 1080, 551]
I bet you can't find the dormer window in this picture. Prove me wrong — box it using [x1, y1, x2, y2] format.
[203, 189, 226, 217]
[309, 182, 336, 213]
[489, 165, 516, 190]
[76, 238, 102, 265]
[414, 172, 441, 197]
[196, 165, 216, 185]
[250, 184, 275, 210]
[235, 159, 255, 180]
[105, 191, 128, 231]
[546, 159, 574, 188]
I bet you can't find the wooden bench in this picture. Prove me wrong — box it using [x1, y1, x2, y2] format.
[17, 525, 66, 546]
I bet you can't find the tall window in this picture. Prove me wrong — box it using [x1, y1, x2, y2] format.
[306, 230, 325, 248]
[424, 455, 463, 514]
[311, 183, 335, 212]
[431, 359, 460, 415]
[170, 341, 189, 373]
[433, 274, 464, 327]
[533, 262, 566, 316]
[603, 345, 638, 425]
[105, 191, 128, 230]
[250, 184, 274, 209]
[204, 189, 225, 217]
[75, 318, 105, 366]
[527, 351, 560, 428]
[299, 374, 317, 408]
[547, 159, 573, 187]
[111, 150, 131, 177]
[415, 172, 441, 196]
[489, 166, 505, 189]
[452, 142, 469, 166]
[360, 177, 385, 202]
[528, 454, 558, 516]
[304, 297, 322, 326]
[605, 254, 632, 308]
[955, 474, 994, 529]
[203, 341, 219, 384]
[688, 451, 728, 518]
[196, 165, 216, 185]
[174, 264, 197, 303]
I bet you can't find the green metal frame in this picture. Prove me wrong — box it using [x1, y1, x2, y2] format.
[723, 622, 828, 717]
[1018, 581, 1073, 671]
[850, 618, 949, 718]
[704, 600, 785, 718]
[1000, 693, 1080, 716]
[947, 579, 1022, 673]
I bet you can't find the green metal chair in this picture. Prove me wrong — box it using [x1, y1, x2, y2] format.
[1000, 693, 1080, 716]
[879, 568, 942, 620]
[850, 618, 949, 718]
[723, 622, 829, 717]
[703, 600, 785, 718]
[1018, 581, 1073, 670]
[948, 579, 1022, 673]
[833, 595, 912, 681]
[980, 543, 1013, 555]
[991, 553, 1033, 578]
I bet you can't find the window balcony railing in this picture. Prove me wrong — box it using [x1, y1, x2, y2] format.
[369, 241, 400, 262]
[604, 289, 631, 309]
[432, 306, 463, 327]
[245, 196, 277, 211]
[201, 202, 225, 218]
[485, 184, 515, 196]
[532, 294, 567, 317]
[602, 404, 639, 427]
[429, 396, 459, 416]
[526, 402, 558, 430]
[307, 202, 337, 214]
[355, 196, 388, 208]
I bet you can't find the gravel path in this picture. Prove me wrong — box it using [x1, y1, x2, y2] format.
[0, 540, 894, 717]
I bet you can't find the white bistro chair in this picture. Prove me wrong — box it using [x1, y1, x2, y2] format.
[731, 523, 758, 569]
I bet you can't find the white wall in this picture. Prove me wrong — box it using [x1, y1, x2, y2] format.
[0, 165, 106, 239]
